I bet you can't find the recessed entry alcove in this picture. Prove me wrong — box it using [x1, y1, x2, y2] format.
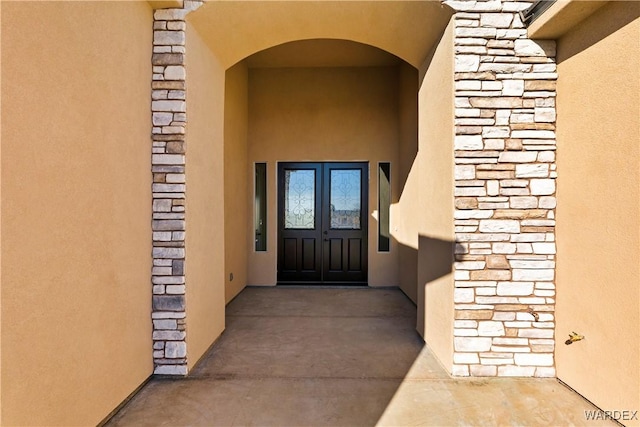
[222, 38, 422, 295]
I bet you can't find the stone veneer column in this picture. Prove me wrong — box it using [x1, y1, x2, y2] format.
[445, 0, 557, 377]
[150, 0, 201, 376]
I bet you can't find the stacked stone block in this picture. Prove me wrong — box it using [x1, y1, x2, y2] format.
[446, 0, 557, 377]
[150, 1, 201, 376]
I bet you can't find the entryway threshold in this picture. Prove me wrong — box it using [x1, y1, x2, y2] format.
[276, 282, 369, 288]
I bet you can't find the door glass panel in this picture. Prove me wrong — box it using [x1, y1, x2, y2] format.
[378, 163, 390, 252]
[284, 169, 315, 229]
[330, 169, 361, 229]
[255, 163, 267, 251]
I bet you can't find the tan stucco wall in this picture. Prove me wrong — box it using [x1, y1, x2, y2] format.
[224, 62, 249, 303]
[247, 66, 400, 286]
[184, 24, 226, 369]
[189, 1, 451, 70]
[1, 2, 4, 416]
[554, 2, 640, 420]
[394, 63, 420, 303]
[1, 2, 153, 425]
[415, 19, 455, 371]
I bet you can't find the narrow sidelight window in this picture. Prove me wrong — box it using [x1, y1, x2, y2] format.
[378, 162, 390, 252]
[255, 163, 267, 251]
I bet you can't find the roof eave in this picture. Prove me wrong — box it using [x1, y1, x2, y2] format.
[525, 0, 610, 39]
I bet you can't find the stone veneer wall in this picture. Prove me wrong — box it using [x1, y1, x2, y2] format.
[146, 0, 557, 377]
[150, 0, 202, 375]
[446, 0, 558, 377]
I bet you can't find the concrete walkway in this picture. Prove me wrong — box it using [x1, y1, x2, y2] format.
[107, 287, 613, 426]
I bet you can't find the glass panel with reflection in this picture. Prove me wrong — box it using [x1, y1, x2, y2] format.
[284, 169, 315, 229]
[330, 169, 361, 230]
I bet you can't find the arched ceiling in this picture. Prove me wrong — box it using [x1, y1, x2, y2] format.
[187, 1, 453, 69]
[245, 39, 403, 68]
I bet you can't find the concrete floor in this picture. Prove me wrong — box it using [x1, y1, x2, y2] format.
[107, 287, 614, 426]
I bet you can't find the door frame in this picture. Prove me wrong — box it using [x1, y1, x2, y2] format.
[277, 161, 368, 285]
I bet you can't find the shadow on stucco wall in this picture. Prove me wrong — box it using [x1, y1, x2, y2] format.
[417, 235, 455, 287]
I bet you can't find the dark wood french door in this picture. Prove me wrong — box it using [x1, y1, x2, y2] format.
[277, 162, 368, 284]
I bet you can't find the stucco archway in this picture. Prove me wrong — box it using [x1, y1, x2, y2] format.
[152, 0, 560, 381]
[187, 1, 454, 70]
[223, 38, 420, 292]
[151, 0, 455, 375]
